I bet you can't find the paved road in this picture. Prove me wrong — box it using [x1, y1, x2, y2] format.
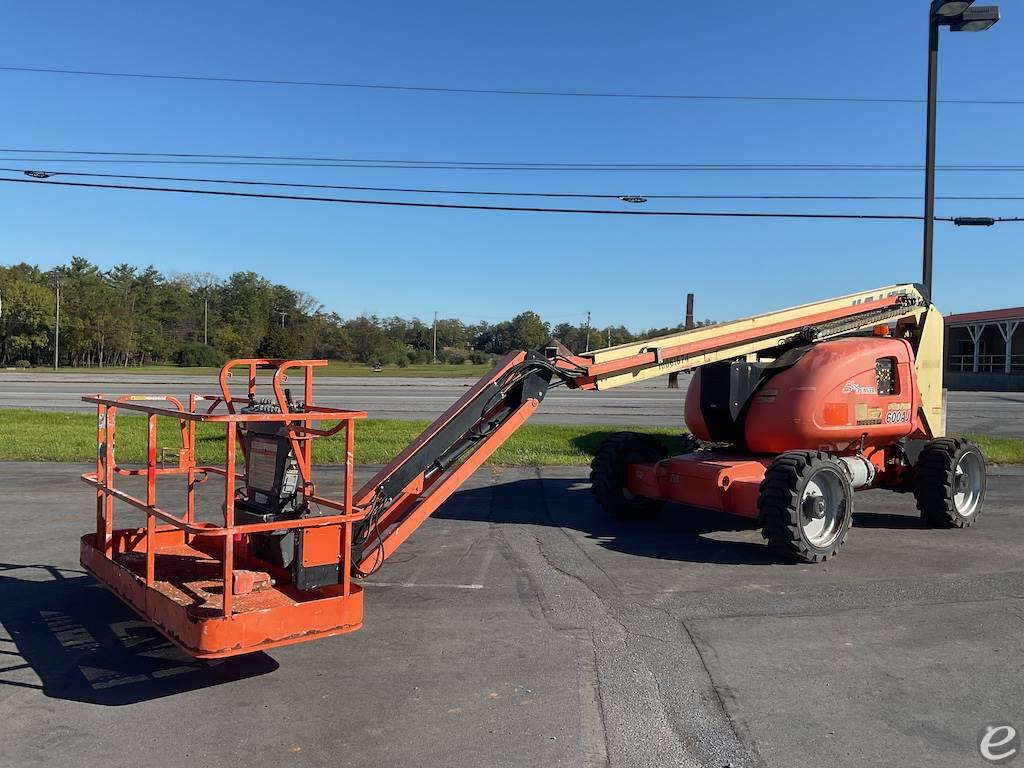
[3, 462, 1023, 767]
[1, 371, 1022, 435]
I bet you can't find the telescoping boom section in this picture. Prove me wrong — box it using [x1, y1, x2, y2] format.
[80, 283, 941, 657]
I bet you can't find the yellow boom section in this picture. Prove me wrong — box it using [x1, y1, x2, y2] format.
[579, 283, 930, 391]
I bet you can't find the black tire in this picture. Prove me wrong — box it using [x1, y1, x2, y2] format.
[759, 450, 853, 563]
[913, 438, 986, 528]
[590, 432, 668, 520]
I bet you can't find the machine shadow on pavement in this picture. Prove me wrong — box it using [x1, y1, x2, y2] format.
[0, 563, 278, 706]
[847, 510, 928, 529]
[434, 476, 779, 565]
[434, 472, 929, 566]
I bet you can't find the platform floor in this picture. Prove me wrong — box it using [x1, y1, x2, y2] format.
[111, 544, 282, 616]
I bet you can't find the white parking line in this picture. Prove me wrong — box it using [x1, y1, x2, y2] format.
[363, 581, 484, 589]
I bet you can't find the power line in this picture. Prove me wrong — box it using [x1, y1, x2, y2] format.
[1, 65, 1021, 106]
[3, 155, 1024, 173]
[7, 175, 1020, 222]
[6, 147, 1024, 171]
[6, 166, 1024, 202]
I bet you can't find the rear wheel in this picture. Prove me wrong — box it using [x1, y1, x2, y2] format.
[590, 432, 667, 520]
[759, 451, 853, 563]
[913, 438, 986, 528]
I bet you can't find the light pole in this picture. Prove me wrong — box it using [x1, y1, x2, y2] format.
[922, 1, 1000, 301]
[54, 279, 60, 370]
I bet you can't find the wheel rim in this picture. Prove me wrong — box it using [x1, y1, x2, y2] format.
[799, 469, 849, 548]
[953, 450, 984, 518]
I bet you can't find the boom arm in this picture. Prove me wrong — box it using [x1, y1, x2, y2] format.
[350, 350, 558, 574]
[350, 282, 935, 575]
[563, 283, 929, 391]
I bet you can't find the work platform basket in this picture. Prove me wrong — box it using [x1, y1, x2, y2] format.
[80, 359, 368, 658]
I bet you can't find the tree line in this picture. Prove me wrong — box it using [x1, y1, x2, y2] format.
[0, 258, 713, 368]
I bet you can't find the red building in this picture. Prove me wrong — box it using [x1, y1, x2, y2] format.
[945, 306, 1024, 390]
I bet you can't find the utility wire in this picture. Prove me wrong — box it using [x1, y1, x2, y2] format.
[6, 175, 1019, 222]
[2, 65, 1021, 106]
[4, 148, 1024, 172]
[6, 166, 1024, 202]
[8, 148, 1024, 171]
[3, 156, 1024, 173]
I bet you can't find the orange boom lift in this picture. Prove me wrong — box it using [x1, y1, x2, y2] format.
[81, 282, 984, 658]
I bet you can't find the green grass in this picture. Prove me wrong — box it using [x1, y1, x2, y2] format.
[3, 362, 492, 378]
[1, 409, 1021, 466]
[0, 409, 691, 466]
[960, 434, 1024, 465]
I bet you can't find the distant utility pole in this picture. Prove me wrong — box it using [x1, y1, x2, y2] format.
[432, 311, 438, 363]
[668, 292, 695, 389]
[54, 279, 61, 370]
[274, 309, 288, 328]
[584, 311, 592, 353]
[607, 328, 611, 348]
[204, 294, 209, 345]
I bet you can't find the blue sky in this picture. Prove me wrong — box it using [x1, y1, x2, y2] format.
[1, 1, 1021, 330]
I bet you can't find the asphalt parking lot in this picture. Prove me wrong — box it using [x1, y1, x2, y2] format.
[2, 461, 1022, 768]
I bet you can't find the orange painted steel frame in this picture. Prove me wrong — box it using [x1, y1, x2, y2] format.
[80, 359, 369, 658]
[627, 454, 770, 519]
[80, 354, 547, 658]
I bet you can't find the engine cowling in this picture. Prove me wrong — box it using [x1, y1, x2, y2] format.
[684, 337, 924, 453]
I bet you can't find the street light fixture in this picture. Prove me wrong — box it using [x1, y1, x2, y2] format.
[951, 5, 1001, 31]
[931, 1, 971, 16]
[921, 0, 1000, 301]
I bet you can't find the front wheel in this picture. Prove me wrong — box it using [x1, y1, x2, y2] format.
[913, 438, 986, 528]
[759, 451, 854, 563]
